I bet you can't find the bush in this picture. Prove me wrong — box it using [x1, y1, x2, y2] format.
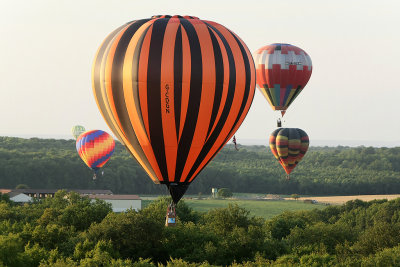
[217, 188, 232, 198]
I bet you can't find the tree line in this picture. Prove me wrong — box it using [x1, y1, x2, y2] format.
[1, 136, 400, 195]
[1, 191, 400, 266]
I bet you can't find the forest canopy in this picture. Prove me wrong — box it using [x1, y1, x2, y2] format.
[1, 192, 400, 266]
[1, 136, 400, 196]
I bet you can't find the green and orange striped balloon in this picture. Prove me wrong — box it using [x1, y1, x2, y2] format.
[92, 15, 255, 203]
[269, 128, 309, 177]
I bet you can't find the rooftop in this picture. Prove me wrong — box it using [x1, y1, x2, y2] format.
[88, 194, 141, 200]
[3, 189, 113, 195]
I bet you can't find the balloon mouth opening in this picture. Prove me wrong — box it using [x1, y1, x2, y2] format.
[271, 106, 287, 111]
[151, 15, 199, 19]
[166, 183, 189, 204]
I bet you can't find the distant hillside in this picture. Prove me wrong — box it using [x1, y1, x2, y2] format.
[0, 136, 400, 195]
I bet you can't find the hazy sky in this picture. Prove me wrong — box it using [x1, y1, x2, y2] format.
[1, 0, 400, 146]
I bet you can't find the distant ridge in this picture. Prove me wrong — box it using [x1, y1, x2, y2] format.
[1, 134, 399, 148]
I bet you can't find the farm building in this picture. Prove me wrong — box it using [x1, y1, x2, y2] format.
[88, 194, 141, 212]
[8, 192, 32, 204]
[2, 189, 113, 199]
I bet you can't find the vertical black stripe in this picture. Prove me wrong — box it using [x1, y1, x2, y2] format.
[94, 23, 128, 94]
[119, 23, 163, 181]
[174, 26, 183, 140]
[262, 84, 274, 105]
[110, 19, 154, 167]
[286, 86, 302, 107]
[93, 23, 129, 143]
[131, 25, 152, 138]
[205, 27, 224, 139]
[208, 31, 254, 162]
[174, 18, 203, 182]
[111, 19, 150, 138]
[147, 18, 170, 181]
[220, 30, 254, 141]
[184, 23, 237, 182]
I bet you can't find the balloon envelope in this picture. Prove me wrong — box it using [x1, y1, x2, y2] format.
[92, 15, 255, 203]
[255, 43, 312, 114]
[71, 125, 86, 140]
[76, 130, 115, 172]
[269, 128, 309, 175]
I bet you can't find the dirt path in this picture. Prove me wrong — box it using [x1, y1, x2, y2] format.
[284, 195, 400, 205]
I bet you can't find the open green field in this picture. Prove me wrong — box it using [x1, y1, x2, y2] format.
[185, 199, 326, 219]
[142, 198, 327, 220]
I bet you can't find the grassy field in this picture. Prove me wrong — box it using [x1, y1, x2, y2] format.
[142, 198, 326, 220]
[185, 199, 326, 219]
[143, 195, 400, 219]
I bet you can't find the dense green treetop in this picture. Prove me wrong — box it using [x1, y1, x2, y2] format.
[1, 190, 400, 266]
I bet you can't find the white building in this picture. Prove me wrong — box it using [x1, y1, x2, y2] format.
[88, 194, 141, 212]
[9, 192, 32, 203]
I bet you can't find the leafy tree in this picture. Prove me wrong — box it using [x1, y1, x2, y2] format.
[352, 222, 400, 255]
[217, 188, 233, 198]
[299, 253, 336, 266]
[360, 245, 400, 266]
[22, 242, 50, 267]
[0, 193, 10, 203]
[286, 222, 356, 254]
[203, 204, 261, 235]
[16, 184, 30, 189]
[86, 210, 166, 262]
[0, 233, 25, 266]
[58, 193, 112, 231]
[266, 211, 308, 240]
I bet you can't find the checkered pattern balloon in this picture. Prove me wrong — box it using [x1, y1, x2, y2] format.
[255, 44, 312, 114]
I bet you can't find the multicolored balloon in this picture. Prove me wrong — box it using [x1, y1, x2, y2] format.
[76, 130, 115, 177]
[255, 43, 312, 116]
[92, 15, 255, 203]
[269, 128, 309, 177]
[71, 125, 85, 140]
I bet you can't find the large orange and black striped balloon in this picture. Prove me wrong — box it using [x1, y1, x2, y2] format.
[92, 15, 255, 203]
[269, 128, 309, 176]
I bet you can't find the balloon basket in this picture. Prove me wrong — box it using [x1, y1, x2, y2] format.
[165, 203, 176, 227]
[277, 118, 282, 127]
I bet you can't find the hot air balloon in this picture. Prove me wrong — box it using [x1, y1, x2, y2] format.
[269, 128, 309, 179]
[255, 43, 312, 125]
[92, 15, 255, 223]
[71, 125, 86, 140]
[76, 130, 115, 179]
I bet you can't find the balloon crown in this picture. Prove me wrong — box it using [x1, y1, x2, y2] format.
[270, 43, 291, 46]
[151, 15, 199, 19]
